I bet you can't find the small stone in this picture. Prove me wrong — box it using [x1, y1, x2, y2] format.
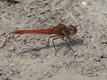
[0, 36, 6, 49]
[47, 55, 51, 59]
[8, 45, 15, 52]
[74, 52, 78, 57]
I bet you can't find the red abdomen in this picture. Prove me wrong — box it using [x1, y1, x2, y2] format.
[11, 28, 54, 34]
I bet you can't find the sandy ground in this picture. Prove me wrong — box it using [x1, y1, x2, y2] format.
[0, 0, 107, 80]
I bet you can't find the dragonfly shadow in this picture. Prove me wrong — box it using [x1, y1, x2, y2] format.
[19, 38, 83, 55]
[70, 38, 84, 46]
[46, 38, 83, 48]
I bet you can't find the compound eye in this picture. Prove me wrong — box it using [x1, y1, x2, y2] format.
[68, 25, 77, 35]
[68, 25, 74, 30]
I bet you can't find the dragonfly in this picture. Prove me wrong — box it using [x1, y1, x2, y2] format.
[11, 23, 77, 55]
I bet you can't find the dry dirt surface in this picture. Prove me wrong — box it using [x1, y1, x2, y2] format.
[0, 0, 107, 80]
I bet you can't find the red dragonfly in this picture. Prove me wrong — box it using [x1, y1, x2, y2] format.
[11, 24, 77, 55]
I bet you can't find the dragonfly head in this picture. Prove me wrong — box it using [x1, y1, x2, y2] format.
[68, 25, 77, 36]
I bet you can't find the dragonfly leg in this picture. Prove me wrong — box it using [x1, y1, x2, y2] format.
[61, 30, 71, 46]
[52, 36, 63, 56]
[62, 37, 69, 46]
[66, 35, 75, 53]
[47, 36, 58, 45]
[61, 29, 75, 53]
[61, 35, 75, 53]
[67, 35, 73, 42]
